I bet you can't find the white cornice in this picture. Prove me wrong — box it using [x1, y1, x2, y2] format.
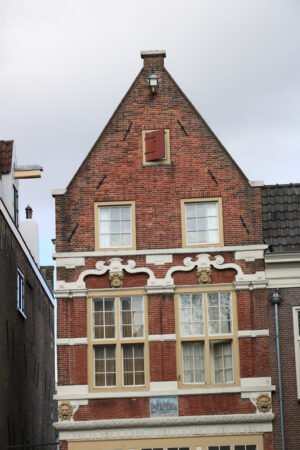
[53, 244, 268, 260]
[265, 252, 300, 264]
[54, 413, 274, 431]
[0, 199, 55, 306]
[238, 330, 269, 338]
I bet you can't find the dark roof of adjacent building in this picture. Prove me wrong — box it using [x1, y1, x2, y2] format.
[262, 183, 300, 253]
[0, 140, 14, 175]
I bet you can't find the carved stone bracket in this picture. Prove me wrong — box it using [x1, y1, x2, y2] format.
[55, 254, 266, 293]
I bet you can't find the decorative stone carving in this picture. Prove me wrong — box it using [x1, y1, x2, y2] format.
[197, 268, 211, 284]
[55, 254, 266, 294]
[58, 401, 73, 421]
[109, 272, 124, 288]
[256, 393, 272, 413]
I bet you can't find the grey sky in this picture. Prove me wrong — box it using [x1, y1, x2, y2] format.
[1, 0, 299, 265]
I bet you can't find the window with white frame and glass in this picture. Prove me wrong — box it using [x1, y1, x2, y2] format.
[17, 268, 26, 318]
[181, 199, 223, 247]
[176, 290, 238, 386]
[89, 294, 147, 390]
[94, 202, 135, 250]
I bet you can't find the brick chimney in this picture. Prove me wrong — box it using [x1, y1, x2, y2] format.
[140, 50, 166, 71]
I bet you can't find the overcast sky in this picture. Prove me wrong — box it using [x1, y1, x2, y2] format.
[1, 0, 299, 266]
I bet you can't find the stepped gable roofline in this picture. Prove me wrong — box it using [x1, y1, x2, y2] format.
[65, 50, 249, 192]
[0, 140, 14, 175]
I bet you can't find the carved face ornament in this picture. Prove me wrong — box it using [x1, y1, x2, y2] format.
[197, 268, 211, 284]
[256, 394, 271, 413]
[109, 272, 124, 288]
[58, 401, 73, 421]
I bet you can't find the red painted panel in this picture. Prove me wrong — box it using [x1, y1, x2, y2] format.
[145, 129, 165, 161]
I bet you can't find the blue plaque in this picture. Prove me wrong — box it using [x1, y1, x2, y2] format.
[150, 396, 178, 416]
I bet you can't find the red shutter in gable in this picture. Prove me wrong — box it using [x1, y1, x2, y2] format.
[145, 129, 166, 161]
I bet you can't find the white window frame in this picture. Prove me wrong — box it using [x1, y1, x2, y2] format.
[90, 294, 148, 390]
[94, 201, 136, 250]
[181, 198, 224, 248]
[293, 306, 300, 399]
[17, 268, 26, 318]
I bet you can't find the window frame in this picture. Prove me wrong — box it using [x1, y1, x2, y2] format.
[293, 306, 300, 399]
[88, 289, 149, 392]
[175, 286, 239, 388]
[17, 267, 26, 318]
[181, 198, 224, 248]
[94, 201, 136, 251]
[142, 129, 171, 165]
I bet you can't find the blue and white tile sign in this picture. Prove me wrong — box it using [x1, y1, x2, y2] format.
[150, 396, 178, 416]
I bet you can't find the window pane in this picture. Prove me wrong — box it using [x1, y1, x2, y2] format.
[213, 341, 233, 383]
[182, 341, 205, 383]
[179, 294, 204, 337]
[121, 296, 144, 338]
[95, 346, 116, 387]
[93, 298, 115, 339]
[123, 344, 144, 386]
[208, 292, 232, 335]
[185, 201, 219, 244]
[99, 205, 132, 248]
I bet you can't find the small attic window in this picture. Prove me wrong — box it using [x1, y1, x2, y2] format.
[142, 129, 170, 165]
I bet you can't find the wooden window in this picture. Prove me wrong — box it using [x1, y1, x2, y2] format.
[142, 129, 170, 165]
[176, 288, 239, 387]
[94, 201, 136, 250]
[181, 198, 224, 247]
[89, 292, 148, 391]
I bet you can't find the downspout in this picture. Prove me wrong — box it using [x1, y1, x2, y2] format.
[269, 290, 285, 450]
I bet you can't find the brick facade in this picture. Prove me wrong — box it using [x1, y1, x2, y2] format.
[0, 208, 55, 447]
[54, 51, 274, 450]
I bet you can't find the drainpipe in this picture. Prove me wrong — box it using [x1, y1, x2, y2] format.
[269, 290, 285, 450]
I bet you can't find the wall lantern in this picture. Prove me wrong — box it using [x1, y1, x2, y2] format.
[269, 290, 281, 304]
[149, 74, 158, 95]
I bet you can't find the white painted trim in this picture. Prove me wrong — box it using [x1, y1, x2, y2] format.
[235, 250, 264, 261]
[54, 377, 274, 401]
[249, 180, 264, 187]
[238, 330, 269, 338]
[57, 338, 88, 346]
[148, 334, 176, 342]
[54, 414, 274, 439]
[0, 199, 55, 306]
[265, 252, 300, 263]
[146, 254, 173, 265]
[266, 278, 300, 289]
[53, 244, 268, 259]
[56, 257, 85, 269]
[57, 420, 273, 440]
[52, 189, 67, 196]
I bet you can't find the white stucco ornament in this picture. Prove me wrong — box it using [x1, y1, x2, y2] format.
[55, 254, 266, 295]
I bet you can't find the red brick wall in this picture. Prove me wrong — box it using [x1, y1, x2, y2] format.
[57, 345, 87, 385]
[268, 288, 300, 450]
[54, 56, 263, 254]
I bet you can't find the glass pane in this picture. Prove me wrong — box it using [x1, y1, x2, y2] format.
[196, 203, 206, 216]
[124, 372, 133, 386]
[95, 373, 105, 386]
[121, 206, 131, 220]
[180, 294, 190, 307]
[94, 300, 103, 311]
[100, 221, 110, 233]
[111, 207, 120, 220]
[106, 373, 116, 386]
[186, 203, 196, 218]
[100, 207, 109, 220]
[207, 216, 218, 228]
[132, 296, 143, 309]
[187, 231, 198, 243]
[122, 298, 131, 310]
[121, 220, 131, 233]
[133, 325, 144, 337]
[111, 221, 120, 233]
[135, 372, 145, 385]
[208, 229, 219, 242]
[100, 234, 110, 247]
[187, 217, 197, 231]
[94, 327, 104, 339]
[121, 233, 131, 246]
[111, 234, 121, 247]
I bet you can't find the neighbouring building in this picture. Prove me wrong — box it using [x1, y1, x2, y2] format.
[53, 51, 276, 450]
[262, 183, 300, 450]
[0, 140, 56, 447]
